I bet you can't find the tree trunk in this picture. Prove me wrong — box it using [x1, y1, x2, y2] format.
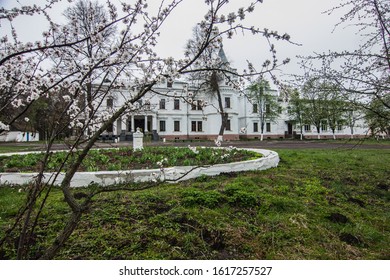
[40, 211, 83, 259]
[260, 122, 265, 141]
[212, 72, 226, 141]
[40, 85, 156, 259]
[218, 112, 228, 136]
[332, 128, 336, 140]
[316, 126, 321, 139]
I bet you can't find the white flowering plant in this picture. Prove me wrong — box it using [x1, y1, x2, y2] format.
[0, 0, 291, 259]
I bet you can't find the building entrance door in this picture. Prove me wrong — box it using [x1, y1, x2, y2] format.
[134, 118, 145, 132]
[284, 122, 294, 138]
[288, 123, 293, 135]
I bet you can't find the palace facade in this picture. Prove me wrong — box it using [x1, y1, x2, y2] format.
[100, 78, 368, 142]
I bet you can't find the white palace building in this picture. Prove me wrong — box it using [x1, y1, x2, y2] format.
[100, 81, 368, 142]
[100, 51, 368, 142]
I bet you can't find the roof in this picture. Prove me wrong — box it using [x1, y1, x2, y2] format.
[218, 44, 229, 64]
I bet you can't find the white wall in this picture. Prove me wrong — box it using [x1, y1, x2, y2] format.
[0, 131, 39, 142]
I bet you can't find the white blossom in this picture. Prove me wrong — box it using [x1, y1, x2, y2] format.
[188, 145, 199, 154]
[0, 121, 10, 131]
[63, 95, 72, 102]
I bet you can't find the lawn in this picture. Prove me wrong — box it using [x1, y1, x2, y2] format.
[0, 148, 389, 259]
[0, 144, 41, 153]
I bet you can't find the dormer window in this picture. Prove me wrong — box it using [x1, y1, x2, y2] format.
[159, 98, 166, 110]
[107, 98, 113, 108]
[253, 103, 258, 113]
[174, 99, 180, 110]
[225, 97, 231, 108]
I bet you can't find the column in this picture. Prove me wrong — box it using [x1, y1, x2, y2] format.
[112, 120, 118, 143]
[152, 114, 157, 131]
[121, 116, 126, 133]
[115, 118, 121, 132]
[131, 115, 135, 132]
[112, 121, 117, 135]
[116, 119, 121, 142]
[144, 115, 149, 132]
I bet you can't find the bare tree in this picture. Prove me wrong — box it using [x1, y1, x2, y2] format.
[247, 78, 280, 141]
[303, 0, 389, 123]
[61, 0, 116, 133]
[285, 87, 306, 140]
[183, 25, 229, 143]
[366, 95, 390, 138]
[184, 19, 291, 143]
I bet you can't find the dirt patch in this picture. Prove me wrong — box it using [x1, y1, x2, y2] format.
[327, 213, 350, 224]
[202, 229, 225, 250]
[339, 233, 362, 246]
[348, 197, 365, 207]
[377, 183, 389, 191]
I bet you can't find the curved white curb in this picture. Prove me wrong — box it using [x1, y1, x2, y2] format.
[0, 148, 279, 187]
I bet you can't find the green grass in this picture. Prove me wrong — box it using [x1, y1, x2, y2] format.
[318, 138, 390, 145]
[0, 148, 389, 259]
[0, 145, 41, 153]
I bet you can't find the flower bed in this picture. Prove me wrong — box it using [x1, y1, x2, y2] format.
[0, 147, 279, 187]
[0, 146, 260, 173]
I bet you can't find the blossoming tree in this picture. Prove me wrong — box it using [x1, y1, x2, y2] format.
[0, 0, 292, 259]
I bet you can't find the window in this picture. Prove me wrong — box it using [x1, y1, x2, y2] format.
[159, 99, 166, 110]
[159, 120, 166, 132]
[167, 79, 173, 88]
[197, 121, 203, 132]
[266, 104, 271, 114]
[304, 124, 311, 132]
[266, 122, 271, 132]
[144, 99, 151, 110]
[191, 121, 203, 132]
[191, 100, 202, 110]
[174, 120, 180, 132]
[226, 119, 231, 131]
[337, 123, 343, 131]
[253, 104, 258, 113]
[225, 97, 231, 108]
[321, 121, 327, 131]
[253, 122, 258, 132]
[107, 98, 113, 108]
[174, 99, 180, 110]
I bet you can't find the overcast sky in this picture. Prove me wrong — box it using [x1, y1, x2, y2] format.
[1, 0, 362, 81]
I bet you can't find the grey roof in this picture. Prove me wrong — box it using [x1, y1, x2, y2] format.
[218, 44, 229, 64]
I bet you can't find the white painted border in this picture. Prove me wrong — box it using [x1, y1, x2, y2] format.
[0, 148, 279, 187]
